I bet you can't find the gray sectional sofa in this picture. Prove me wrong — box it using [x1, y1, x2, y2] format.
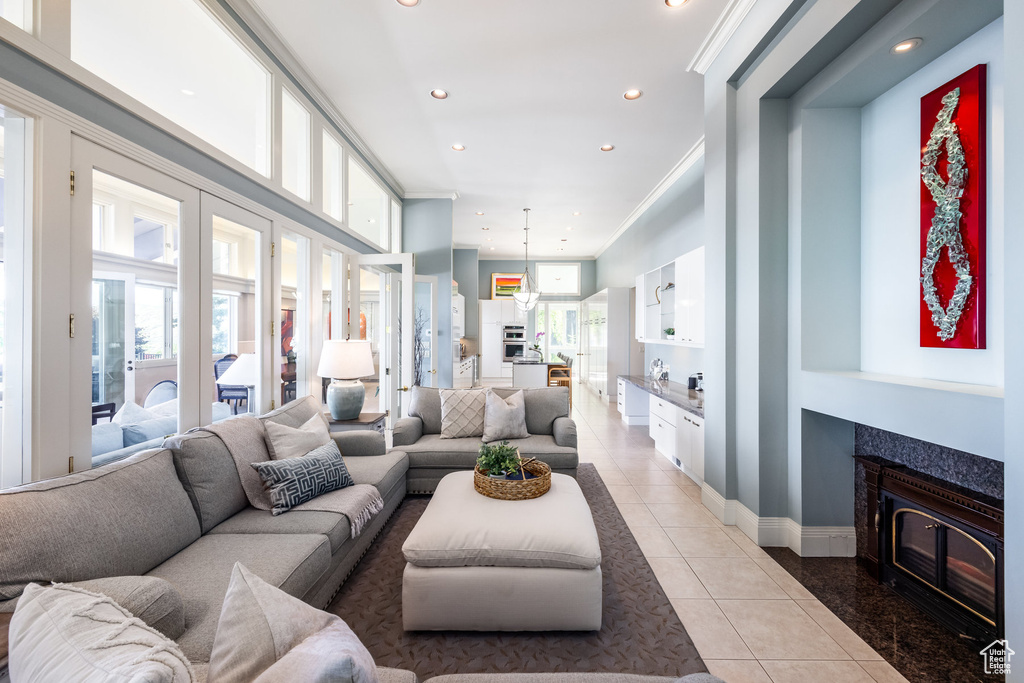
[0, 397, 411, 682]
[394, 386, 579, 493]
[0, 391, 713, 683]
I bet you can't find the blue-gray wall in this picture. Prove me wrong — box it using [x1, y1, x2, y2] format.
[403, 198, 454, 387]
[478, 259, 597, 302]
[595, 160, 706, 383]
[453, 248, 479, 338]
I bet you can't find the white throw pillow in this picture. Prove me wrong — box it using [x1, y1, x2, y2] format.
[482, 389, 530, 443]
[264, 413, 332, 460]
[8, 582, 194, 683]
[111, 400, 158, 426]
[439, 389, 487, 439]
[207, 563, 378, 683]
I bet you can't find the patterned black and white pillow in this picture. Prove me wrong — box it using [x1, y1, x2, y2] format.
[250, 441, 354, 515]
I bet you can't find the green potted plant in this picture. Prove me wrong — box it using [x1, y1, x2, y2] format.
[477, 441, 522, 479]
[664, 327, 676, 340]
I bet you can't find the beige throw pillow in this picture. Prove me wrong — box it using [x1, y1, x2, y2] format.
[207, 563, 378, 683]
[482, 389, 530, 443]
[439, 389, 486, 439]
[264, 413, 331, 460]
[8, 583, 194, 683]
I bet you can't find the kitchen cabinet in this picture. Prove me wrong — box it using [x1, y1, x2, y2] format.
[634, 246, 704, 347]
[479, 300, 528, 380]
[649, 395, 704, 486]
[579, 288, 631, 401]
[453, 357, 476, 388]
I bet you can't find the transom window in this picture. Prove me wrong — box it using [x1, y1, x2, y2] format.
[536, 263, 581, 296]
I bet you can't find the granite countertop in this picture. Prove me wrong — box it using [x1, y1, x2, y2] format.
[618, 374, 704, 418]
[512, 359, 566, 365]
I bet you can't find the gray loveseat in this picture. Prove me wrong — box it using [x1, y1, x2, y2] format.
[0, 397, 413, 682]
[392, 386, 579, 493]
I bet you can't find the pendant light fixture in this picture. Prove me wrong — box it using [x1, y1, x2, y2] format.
[512, 208, 541, 312]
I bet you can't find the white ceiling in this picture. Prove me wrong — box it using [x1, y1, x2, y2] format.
[247, 0, 723, 259]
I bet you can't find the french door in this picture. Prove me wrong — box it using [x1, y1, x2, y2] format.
[415, 275, 438, 387]
[71, 136, 199, 471]
[352, 253, 414, 427]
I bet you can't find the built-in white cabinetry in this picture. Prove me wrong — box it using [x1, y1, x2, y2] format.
[452, 293, 466, 339]
[649, 396, 704, 485]
[453, 357, 476, 388]
[635, 246, 705, 347]
[479, 300, 527, 380]
[580, 288, 630, 401]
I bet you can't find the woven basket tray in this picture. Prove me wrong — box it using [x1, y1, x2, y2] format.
[474, 459, 551, 501]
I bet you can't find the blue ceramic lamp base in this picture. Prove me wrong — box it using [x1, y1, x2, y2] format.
[326, 380, 365, 421]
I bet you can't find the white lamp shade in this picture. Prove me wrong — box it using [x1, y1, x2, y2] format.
[216, 353, 259, 386]
[317, 340, 375, 380]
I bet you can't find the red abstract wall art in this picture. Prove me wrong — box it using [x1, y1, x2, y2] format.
[919, 64, 987, 349]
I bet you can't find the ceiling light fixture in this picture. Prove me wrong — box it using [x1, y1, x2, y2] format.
[572, 211, 581, 216]
[489, 247, 495, 251]
[181, 89, 195, 96]
[665, 0, 688, 7]
[452, 144, 466, 151]
[430, 89, 448, 99]
[561, 238, 568, 242]
[475, 211, 485, 216]
[890, 38, 923, 54]
[600, 144, 615, 152]
[482, 227, 490, 231]
[396, 0, 419, 6]
[486, 238, 493, 242]
[566, 226, 574, 231]
[623, 89, 643, 100]
[512, 209, 541, 312]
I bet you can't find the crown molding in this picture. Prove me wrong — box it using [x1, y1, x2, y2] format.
[594, 137, 705, 259]
[403, 191, 461, 201]
[223, 0, 405, 197]
[687, 0, 758, 74]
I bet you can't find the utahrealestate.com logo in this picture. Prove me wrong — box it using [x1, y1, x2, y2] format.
[980, 640, 1014, 675]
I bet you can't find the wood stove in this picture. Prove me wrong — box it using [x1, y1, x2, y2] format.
[855, 456, 1003, 643]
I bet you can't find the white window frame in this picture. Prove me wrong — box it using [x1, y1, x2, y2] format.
[536, 262, 582, 297]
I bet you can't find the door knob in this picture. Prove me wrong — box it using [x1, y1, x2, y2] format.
[400, 386, 410, 392]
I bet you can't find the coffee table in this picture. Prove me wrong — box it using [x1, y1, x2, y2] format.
[401, 470, 603, 631]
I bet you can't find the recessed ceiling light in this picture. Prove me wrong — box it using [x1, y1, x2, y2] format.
[600, 144, 615, 152]
[486, 238, 493, 242]
[181, 89, 195, 96]
[572, 211, 581, 216]
[452, 144, 466, 151]
[891, 38, 923, 54]
[347, 202, 354, 206]
[430, 89, 448, 99]
[489, 247, 495, 251]
[623, 89, 643, 100]
[665, 0, 688, 6]
[475, 211, 484, 216]
[566, 226, 574, 231]
[561, 238, 568, 242]
[482, 227, 490, 231]
[396, 0, 419, 6]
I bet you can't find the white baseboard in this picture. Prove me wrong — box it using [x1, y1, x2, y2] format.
[620, 415, 649, 426]
[699, 485, 856, 558]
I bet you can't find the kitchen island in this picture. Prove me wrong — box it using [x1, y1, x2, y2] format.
[511, 359, 566, 388]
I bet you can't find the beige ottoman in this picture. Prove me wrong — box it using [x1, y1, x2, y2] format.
[402, 471, 602, 631]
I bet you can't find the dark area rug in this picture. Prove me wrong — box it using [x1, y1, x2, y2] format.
[329, 463, 706, 679]
[765, 548, 1001, 683]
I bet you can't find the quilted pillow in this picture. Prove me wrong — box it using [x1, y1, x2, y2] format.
[251, 441, 354, 515]
[439, 389, 486, 439]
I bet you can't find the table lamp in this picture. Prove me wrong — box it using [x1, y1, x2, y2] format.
[215, 352, 258, 413]
[317, 340, 375, 420]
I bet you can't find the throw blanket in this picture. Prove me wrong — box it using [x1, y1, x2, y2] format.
[291, 486, 384, 539]
[197, 417, 384, 538]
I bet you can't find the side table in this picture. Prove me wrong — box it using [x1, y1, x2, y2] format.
[325, 412, 386, 435]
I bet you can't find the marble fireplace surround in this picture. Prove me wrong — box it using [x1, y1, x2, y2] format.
[852, 424, 1004, 558]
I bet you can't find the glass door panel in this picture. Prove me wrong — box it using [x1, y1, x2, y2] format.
[91, 170, 182, 462]
[279, 231, 309, 405]
[211, 214, 263, 414]
[359, 266, 383, 412]
[414, 276, 438, 387]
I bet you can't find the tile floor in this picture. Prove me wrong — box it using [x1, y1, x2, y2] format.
[568, 385, 911, 683]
